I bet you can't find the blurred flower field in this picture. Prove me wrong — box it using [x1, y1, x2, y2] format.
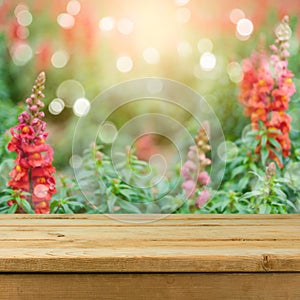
[1, 0, 300, 214]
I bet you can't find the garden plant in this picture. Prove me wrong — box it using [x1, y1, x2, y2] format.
[0, 6, 300, 214]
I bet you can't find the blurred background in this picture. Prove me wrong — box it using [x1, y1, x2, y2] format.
[1, 0, 300, 171]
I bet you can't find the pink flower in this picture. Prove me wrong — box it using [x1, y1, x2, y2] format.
[183, 160, 197, 171]
[198, 171, 210, 186]
[18, 111, 30, 123]
[180, 166, 191, 181]
[196, 190, 210, 208]
[182, 180, 196, 198]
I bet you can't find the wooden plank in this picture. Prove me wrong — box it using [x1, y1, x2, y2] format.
[1, 225, 300, 240]
[0, 215, 300, 273]
[1, 214, 300, 226]
[0, 273, 299, 300]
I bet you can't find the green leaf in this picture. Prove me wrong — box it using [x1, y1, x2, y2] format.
[96, 203, 108, 213]
[0, 195, 12, 205]
[261, 147, 268, 166]
[50, 200, 60, 212]
[268, 138, 282, 150]
[21, 199, 34, 214]
[267, 128, 281, 134]
[242, 190, 262, 199]
[62, 203, 74, 214]
[272, 149, 283, 165]
[118, 189, 135, 201]
[286, 200, 297, 210]
[261, 135, 267, 148]
[231, 165, 247, 179]
[259, 204, 271, 214]
[68, 201, 85, 208]
[145, 203, 161, 213]
[237, 176, 249, 191]
[107, 195, 117, 213]
[0, 205, 10, 213]
[220, 198, 230, 211]
[272, 187, 287, 199]
[118, 199, 141, 213]
[7, 203, 18, 214]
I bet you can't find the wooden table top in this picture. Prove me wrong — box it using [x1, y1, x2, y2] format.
[0, 214, 299, 273]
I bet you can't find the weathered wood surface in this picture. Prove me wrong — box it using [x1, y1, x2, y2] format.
[0, 214, 300, 273]
[1, 273, 300, 300]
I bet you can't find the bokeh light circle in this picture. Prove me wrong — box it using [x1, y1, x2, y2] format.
[217, 141, 239, 162]
[242, 124, 253, 142]
[56, 80, 85, 107]
[33, 184, 49, 198]
[99, 122, 118, 144]
[73, 98, 90, 117]
[67, 0, 81, 16]
[143, 48, 160, 64]
[116, 56, 133, 72]
[48, 98, 65, 115]
[69, 155, 83, 169]
[229, 8, 245, 24]
[200, 52, 216, 71]
[57, 13, 75, 29]
[16, 10, 33, 26]
[10, 43, 32, 66]
[227, 62, 244, 83]
[51, 50, 69, 68]
[236, 18, 254, 37]
[99, 17, 115, 31]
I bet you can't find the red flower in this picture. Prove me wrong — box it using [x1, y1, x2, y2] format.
[8, 165, 30, 191]
[28, 152, 45, 167]
[7, 72, 56, 214]
[238, 17, 295, 167]
[7, 137, 18, 152]
[34, 201, 50, 214]
[32, 165, 56, 178]
[17, 125, 35, 139]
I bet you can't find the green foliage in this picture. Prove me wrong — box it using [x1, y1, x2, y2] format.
[0, 188, 34, 214]
[0, 33, 10, 101]
[50, 176, 86, 213]
[74, 144, 185, 213]
[203, 126, 300, 214]
[0, 33, 24, 162]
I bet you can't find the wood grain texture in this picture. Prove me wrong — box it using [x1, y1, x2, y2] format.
[0, 215, 300, 273]
[1, 273, 300, 300]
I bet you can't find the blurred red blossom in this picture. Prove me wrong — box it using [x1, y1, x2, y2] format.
[239, 16, 295, 167]
[7, 72, 56, 213]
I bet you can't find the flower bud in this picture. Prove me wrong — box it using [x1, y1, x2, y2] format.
[95, 151, 102, 161]
[36, 100, 45, 108]
[26, 98, 32, 105]
[198, 171, 210, 186]
[29, 105, 38, 112]
[266, 162, 276, 178]
[196, 190, 210, 208]
[182, 180, 196, 199]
